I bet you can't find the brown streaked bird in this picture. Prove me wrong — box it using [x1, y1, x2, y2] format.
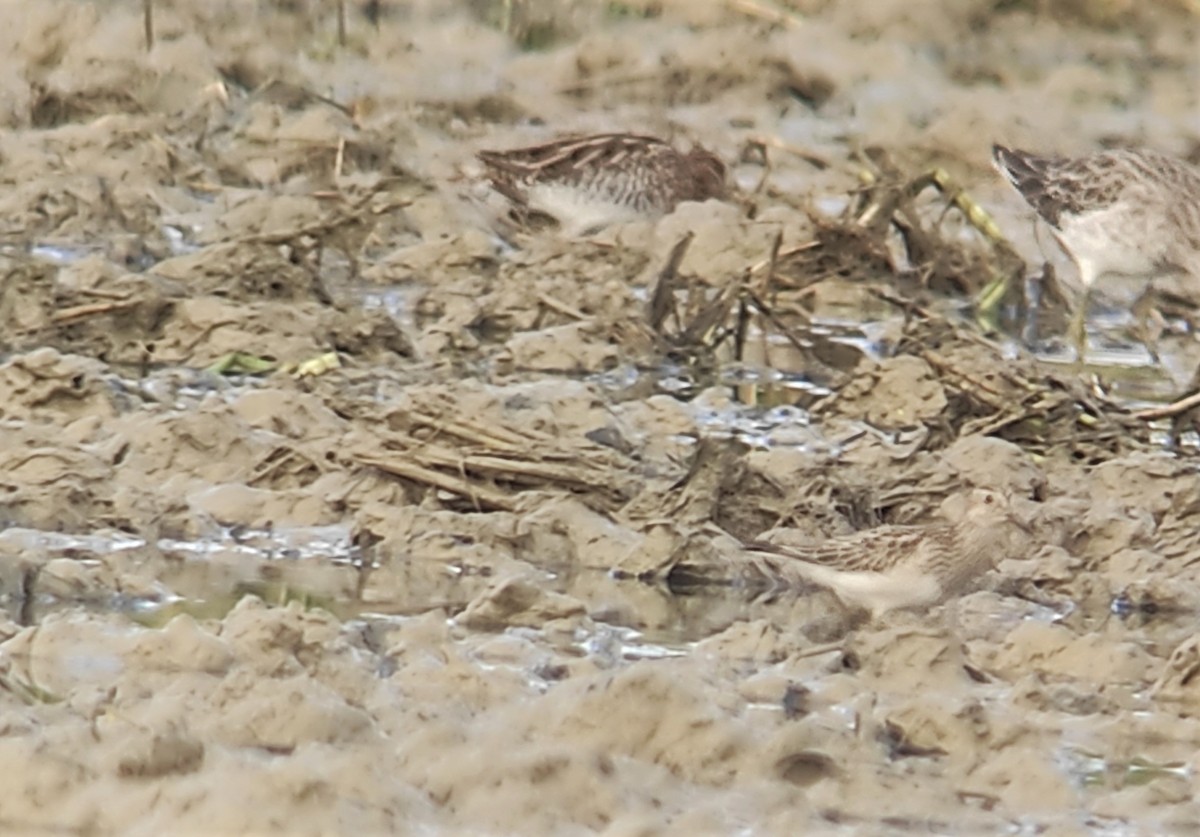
[992, 144, 1200, 352]
[477, 133, 727, 236]
[743, 489, 1033, 620]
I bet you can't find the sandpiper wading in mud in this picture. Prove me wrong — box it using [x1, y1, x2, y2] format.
[743, 489, 1033, 621]
[992, 144, 1200, 353]
[477, 133, 727, 236]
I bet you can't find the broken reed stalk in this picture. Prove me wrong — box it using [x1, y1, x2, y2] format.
[647, 232, 695, 333]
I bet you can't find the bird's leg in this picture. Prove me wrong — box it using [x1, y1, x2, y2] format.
[941, 599, 982, 677]
[1129, 287, 1166, 364]
[1069, 286, 1089, 366]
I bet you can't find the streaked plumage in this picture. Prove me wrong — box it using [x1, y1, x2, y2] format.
[744, 489, 1032, 619]
[992, 145, 1200, 289]
[992, 145, 1200, 352]
[477, 133, 727, 236]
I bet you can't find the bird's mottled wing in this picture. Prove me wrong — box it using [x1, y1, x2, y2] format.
[477, 134, 675, 214]
[992, 144, 1126, 228]
[744, 525, 934, 574]
[477, 134, 668, 183]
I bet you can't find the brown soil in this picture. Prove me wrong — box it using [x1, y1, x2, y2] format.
[2, 0, 1200, 833]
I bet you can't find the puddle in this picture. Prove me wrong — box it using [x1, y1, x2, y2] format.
[1064, 749, 1191, 790]
[353, 282, 424, 331]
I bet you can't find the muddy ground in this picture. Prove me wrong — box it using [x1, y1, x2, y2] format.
[2, 0, 1200, 833]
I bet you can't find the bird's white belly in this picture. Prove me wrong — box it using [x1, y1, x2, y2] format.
[1058, 202, 1170, 286]
[798, 563, 943, 618]
[526, 184, 645, 236]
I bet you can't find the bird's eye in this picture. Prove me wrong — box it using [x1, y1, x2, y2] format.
[984, 494, 995, 504]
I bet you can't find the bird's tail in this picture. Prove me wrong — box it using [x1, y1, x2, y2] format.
[991, 144, 1061, 189]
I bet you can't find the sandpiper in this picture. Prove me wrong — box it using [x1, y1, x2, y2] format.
[744, 489, 1033, 620]
[476, 133, 727, 236]
[992, 144, 1200, 353]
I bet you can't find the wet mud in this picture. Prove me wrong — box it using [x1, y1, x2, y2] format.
[2, 0, 1200, 833]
